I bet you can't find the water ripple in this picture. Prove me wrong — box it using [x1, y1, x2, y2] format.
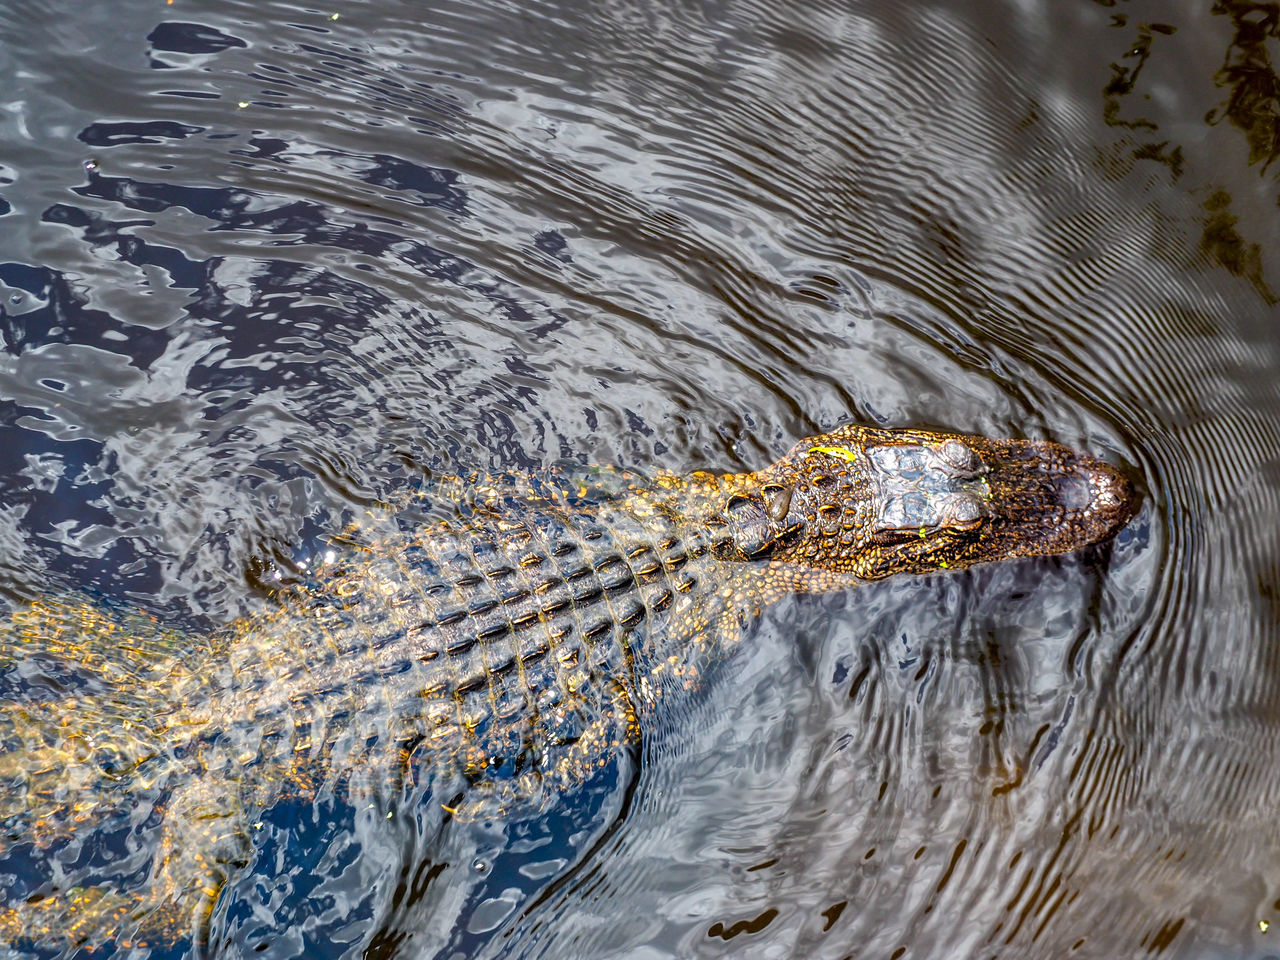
[0, 0, 1277, 957]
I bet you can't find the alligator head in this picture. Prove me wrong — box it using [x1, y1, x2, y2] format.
[711, 424, 1137, 580]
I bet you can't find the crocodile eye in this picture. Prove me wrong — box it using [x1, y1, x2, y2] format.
[942, 495, 985, 532]
[938, 440, 979, 474]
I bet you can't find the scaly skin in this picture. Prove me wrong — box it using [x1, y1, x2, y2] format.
[0, 424, 1135, 949]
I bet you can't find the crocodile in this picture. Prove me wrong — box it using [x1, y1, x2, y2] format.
[0, 423, 1135, 949]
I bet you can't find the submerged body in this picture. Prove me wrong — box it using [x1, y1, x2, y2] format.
[0, 424, 1135, 947]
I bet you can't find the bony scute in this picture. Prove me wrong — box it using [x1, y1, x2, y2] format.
[0, 422, 1136, 948]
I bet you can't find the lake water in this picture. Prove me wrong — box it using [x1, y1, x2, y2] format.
[0, 0, 1278, 958]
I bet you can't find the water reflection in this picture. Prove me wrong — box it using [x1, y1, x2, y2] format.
[1209, 0, 1280, 173]
[0, 0, 1275, 957]
[1099, 2, 1278, 303]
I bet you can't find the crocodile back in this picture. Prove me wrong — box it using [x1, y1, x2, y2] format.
[172, 477, 727, 817]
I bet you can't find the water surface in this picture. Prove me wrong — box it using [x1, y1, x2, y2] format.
[0, 0, 1278, 958]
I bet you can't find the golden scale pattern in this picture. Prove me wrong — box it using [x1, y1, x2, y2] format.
[0, 424, 1134, 948]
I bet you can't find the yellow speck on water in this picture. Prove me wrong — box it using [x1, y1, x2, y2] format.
[807, 445, 858, 462]
[237, 101, 250, 109]
[918, 527, 927, 539]
[330, 12, 339, 19]
[1261, 920, 1270, 932]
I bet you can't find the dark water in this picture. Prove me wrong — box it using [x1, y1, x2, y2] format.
[0, 0, 1277, 957]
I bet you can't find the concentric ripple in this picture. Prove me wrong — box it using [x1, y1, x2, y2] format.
[0, 0, 1276, 957]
